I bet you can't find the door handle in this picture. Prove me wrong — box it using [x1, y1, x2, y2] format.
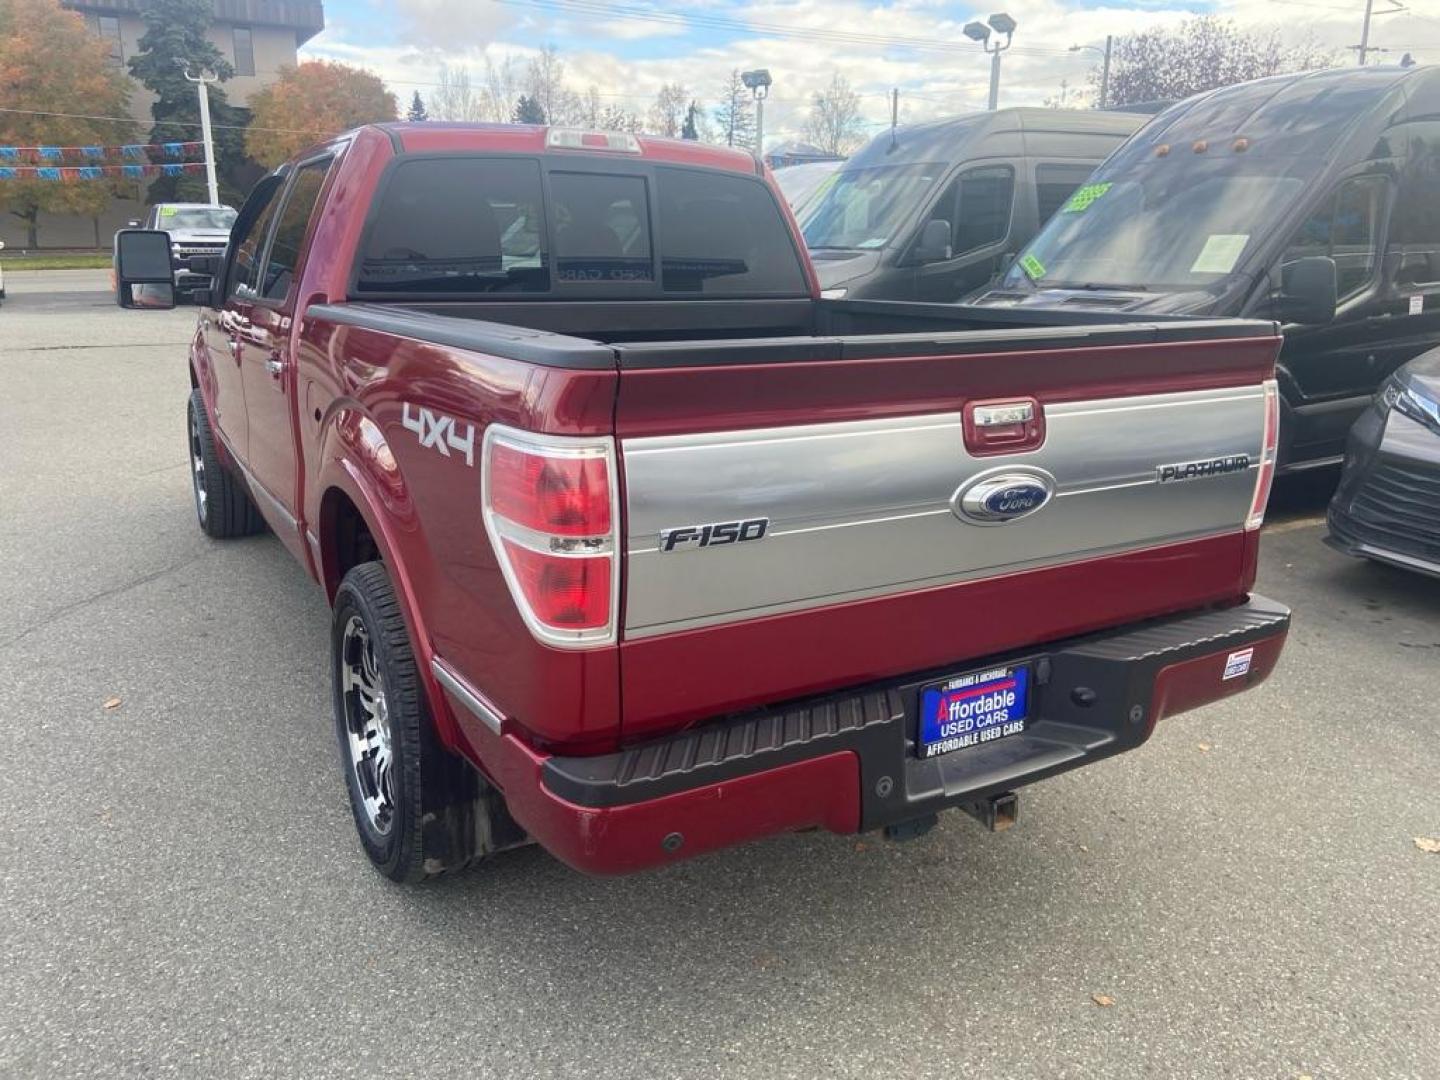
[228, 337, 242, 358]
[265, 356, 284, 378]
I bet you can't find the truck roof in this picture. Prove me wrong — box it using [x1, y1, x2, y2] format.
[1130, 64, 1440, 159]
[374, 122, 763, 175]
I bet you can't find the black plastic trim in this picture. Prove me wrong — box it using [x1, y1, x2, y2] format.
[542, 595, 1291, 822]
[305, 302, 618, 369]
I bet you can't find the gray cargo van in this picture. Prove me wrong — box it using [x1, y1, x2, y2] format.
[972, 66, 1440, 472]
[798, 108, 1147, 301]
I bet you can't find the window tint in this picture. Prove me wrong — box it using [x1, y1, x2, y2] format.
[1391, 125, 1440, 286]
[921, 165, 1014, 258]
[551, 172, 653, 283]
[356, 158, 548, 295]
[233, 27, 254, 77]
[1282, 175, 1388, 300]
[657, 167, 806, 295]
[227, 185, 283, 300]
[1036, 163, 1096, 222]
[261, 159, 332, 301]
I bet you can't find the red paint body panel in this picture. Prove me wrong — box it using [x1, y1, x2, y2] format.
[613, 337, 1279, 438]
[1148, 632, 1288, 730]
[620, 534, 1246, 738]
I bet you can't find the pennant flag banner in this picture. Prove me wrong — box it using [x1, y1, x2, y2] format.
[0, 142, 205, 164]
[0, 162, 206, 180]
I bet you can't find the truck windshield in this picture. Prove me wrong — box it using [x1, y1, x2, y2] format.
[162, 208, 237, 230]
[1001, 161, 1308, 292]
[800, 162, 945, 250]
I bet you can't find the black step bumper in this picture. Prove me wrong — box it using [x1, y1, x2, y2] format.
[544, 596, 1291, 831]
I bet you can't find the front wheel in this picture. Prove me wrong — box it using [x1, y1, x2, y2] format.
[331, 561, 511, 882]
[187, 389, 264, 538]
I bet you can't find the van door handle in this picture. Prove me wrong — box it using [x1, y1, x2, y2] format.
[973, 402, 1035, 427]
[265, 356, 283, 378]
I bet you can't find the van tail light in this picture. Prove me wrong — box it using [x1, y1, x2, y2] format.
[1246, 379, 1279, 531]
[482, 426, 619, 646]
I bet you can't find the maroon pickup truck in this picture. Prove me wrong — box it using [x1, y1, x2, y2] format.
[114, 124, 1291, 882]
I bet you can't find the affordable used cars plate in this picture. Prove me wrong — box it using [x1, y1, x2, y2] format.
[917, 663, 1031, 759]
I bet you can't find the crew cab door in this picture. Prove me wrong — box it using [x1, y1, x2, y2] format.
[234, 155, 335, 551]
[204, 177, 282, 460]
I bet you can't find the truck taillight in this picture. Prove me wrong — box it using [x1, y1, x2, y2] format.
[482, 426, 618, 646]
[1246, 379, 1279, 531]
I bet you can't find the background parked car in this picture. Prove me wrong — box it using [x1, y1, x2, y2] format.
[131, 203, 238, 302]
[798, 107, 1146, 301]
[1327, 346, 1440, 578]
[972, 65, 1440, 474]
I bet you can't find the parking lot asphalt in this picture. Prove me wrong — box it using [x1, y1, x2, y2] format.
[2, 269, 1438, 1080]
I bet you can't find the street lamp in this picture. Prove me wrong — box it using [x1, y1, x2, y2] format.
[1069, 36, 1114, 109]
[741, 68, 772, 156]
[965, 13, 1017, 111]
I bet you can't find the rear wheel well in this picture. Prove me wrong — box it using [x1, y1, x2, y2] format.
[321, 488, 381, 598]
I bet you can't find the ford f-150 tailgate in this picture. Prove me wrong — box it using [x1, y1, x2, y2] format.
[612, 322, 1282, 740]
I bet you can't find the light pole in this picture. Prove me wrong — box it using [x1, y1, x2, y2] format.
[1069, 36, 1113, 109]
[742, 69, 772, 159]
[179, 61, 220, 205]
[964, 13, 1017, 112]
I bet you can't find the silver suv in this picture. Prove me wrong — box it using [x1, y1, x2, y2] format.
[136, 203, 237, 301]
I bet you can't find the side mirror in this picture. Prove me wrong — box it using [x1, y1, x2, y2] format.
[114, 228, 176, 310]
[914, 218, 953, 264]
[1276, 255, 1337, 325]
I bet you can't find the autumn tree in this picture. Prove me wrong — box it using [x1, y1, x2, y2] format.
[407, 91, 428, 122]
[713, 69, 755, 150]
[803, 73, 866, 156]
[648, 83, 689, 138]
[1098, 17, 1338, 107]
[245, 62, 397, 167]
[0, 0, 130, 247]
[129, 0, 245, 203]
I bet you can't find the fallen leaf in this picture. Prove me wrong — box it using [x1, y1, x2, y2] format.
[102, 697, 122, 710]
[1197, 742, 1213, 752]
[1091, 993, 1115, 1008]
[1415, 837, 1440, 854]
[1078, 844, 1089, 853]
[853, 841, 868, 853]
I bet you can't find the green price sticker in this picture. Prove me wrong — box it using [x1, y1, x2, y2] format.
[1019, 253, 1046, 281]
[1062, 182, 1112, 214]
[159, 207, 177, 217]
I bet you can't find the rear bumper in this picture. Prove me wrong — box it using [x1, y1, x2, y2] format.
[449, 596, 1289, 875]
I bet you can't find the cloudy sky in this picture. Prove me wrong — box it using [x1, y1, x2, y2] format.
[300, 0, 1440, 147]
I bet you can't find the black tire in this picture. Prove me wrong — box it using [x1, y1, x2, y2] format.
[331, 562, 496, 882]
[187, 388, 264, 539]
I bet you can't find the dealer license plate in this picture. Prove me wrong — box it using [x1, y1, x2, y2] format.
[917, 663, 1031, 759]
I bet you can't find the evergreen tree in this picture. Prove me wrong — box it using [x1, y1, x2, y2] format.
[407, 90, 429, 122]
[681, 102, 700, 141]
[128, 0, 245, 204]
[712, 70, 754, 150]
[513, 94, 546, 124]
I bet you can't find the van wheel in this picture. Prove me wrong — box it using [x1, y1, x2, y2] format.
[332, 562, 508, 882]
[187, 389, 264, 538]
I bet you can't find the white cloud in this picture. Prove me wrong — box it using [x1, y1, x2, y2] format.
[304, 0, 1440, 148]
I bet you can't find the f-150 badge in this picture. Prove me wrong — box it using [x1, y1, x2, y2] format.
[402, 403, 475, 467]
[659, 518, 769, 553]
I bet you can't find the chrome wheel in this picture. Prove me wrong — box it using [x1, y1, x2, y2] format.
[188, 402, 208, 524]
[339, 615, 395, 834]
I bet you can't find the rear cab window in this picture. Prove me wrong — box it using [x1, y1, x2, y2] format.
[353, 154, 807, 299]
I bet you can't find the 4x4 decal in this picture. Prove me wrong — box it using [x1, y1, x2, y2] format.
[402, 403, 475, 467]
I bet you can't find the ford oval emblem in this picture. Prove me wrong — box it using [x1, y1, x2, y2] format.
[953, 470, 1056, 525]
